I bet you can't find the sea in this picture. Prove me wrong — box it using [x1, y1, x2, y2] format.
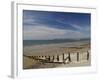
[23, 39, 90, 46]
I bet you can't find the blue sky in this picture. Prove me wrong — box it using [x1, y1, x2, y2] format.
[23, 10, 90, 40]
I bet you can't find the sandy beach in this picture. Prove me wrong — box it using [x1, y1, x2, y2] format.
[23, 41, 90, 69]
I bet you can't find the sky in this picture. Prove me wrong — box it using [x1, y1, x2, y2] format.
[23, 10, 91, 40]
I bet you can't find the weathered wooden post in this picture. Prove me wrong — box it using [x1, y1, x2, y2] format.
[52, 55, 55, 61]
[37, 56, 39, 61]
[87, 51, 89, 60]
[62, 53, 65, 64]
[57, 54, 59, 61]
[77, 52, 79, 62]
[48, 56, 50, 61]
[45, 56, 47, 59]
[36, 56, 38, 60]
[32, 56, 34, 59]
[62, 53, 64, 61]
[34, 56, 36, 60]
[68, 52, 71, 62]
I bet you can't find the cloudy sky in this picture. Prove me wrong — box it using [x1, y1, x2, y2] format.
[23, 10, 90, 40]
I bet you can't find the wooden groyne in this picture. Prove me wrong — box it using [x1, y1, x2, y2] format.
[24, 51, 90, 64]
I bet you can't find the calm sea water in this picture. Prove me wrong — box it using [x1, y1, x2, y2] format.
[23, 39, 90, 46]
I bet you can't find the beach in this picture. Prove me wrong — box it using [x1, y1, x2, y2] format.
[23, 41, 90, 69]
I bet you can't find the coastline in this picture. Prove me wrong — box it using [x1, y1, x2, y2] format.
[23, 41, 90, 69]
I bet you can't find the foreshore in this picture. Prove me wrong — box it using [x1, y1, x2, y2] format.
[23, 41, 90, 69]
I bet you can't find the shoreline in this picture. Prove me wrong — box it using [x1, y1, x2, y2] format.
[23, 41, 90, 69]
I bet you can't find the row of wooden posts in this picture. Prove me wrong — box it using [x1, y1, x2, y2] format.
[24, 51, 89, 63]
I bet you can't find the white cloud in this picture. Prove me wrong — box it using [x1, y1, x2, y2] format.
[69, 24, 82, 30]
[57, 20, 83, 30]
[24, 25, 66, 40]
[24, 18, 36, 24]
[23, 25, 90, 40]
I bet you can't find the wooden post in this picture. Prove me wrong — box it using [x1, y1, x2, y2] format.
[48, 56, 50, 61]
[37, 56, 38, 58]
[36, 56, 38, 60]
[68, 52, 71, 62]
[34, 56, 36, 60]
[62, 53, 64, 61]
[87, 51, 89, 60]
[57, 54, 59, 61]
[32, 56, 34, 59]
[77, 52, 79, 61]
[53, 55, 55, 61]
[37, 56, 39, 61]
[62, 53, 65, 64]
